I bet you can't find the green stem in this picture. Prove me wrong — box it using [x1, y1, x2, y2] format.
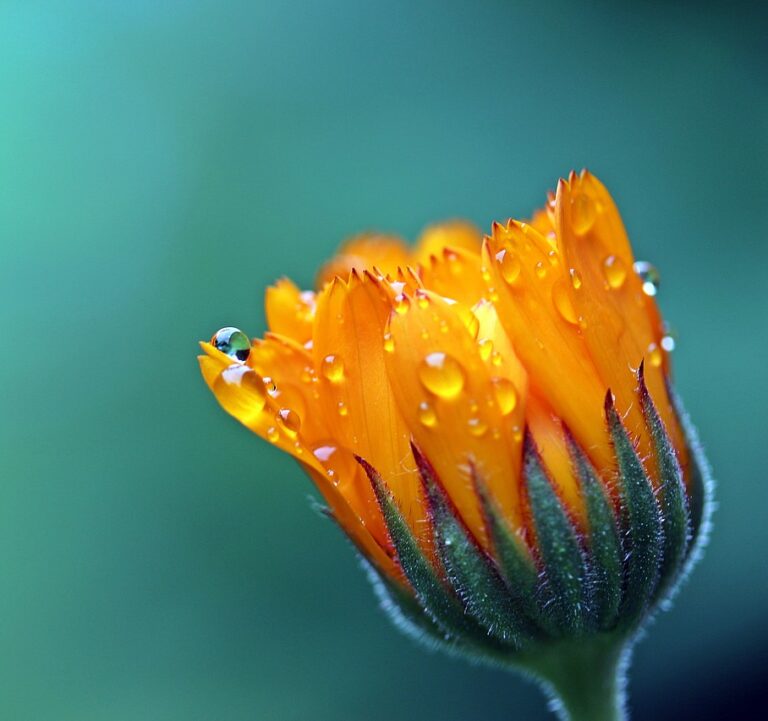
[518, 637, 629, 721]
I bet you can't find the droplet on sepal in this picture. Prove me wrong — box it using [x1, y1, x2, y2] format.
[211, 327, 251, 361]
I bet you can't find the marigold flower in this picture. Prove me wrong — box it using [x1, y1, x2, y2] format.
[198, 171, 711, 721]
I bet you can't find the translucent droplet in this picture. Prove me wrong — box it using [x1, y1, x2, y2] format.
[491, 351, 503, 367]
[214, 364, 267, 413]
[547, 250, 559, 266]
[481, 266, 491, 283]
[415, 290, 430, 309]
[661, 335, 675, 352]
[418, 401, 437, 428]
[211, 327, 251, 362]
[478, 338, 493, 361]
[633, 261, 660, 297]
[552, 280, 578, 325]
[491, 377, 518, 415]
[647, 342, 663, 368]
[383, 332, 395, 353]
[467, 417, 487, 437]
[337, 401, 349, 417]
[263, 376, 278, 396]
[418, 352, 465, 399]
[266, 426, 279, 443]
[535, 261, 546, 279]
[512, 425, 523, 443]
[572, 193, 596, 235]
[497, 249, 521, 285]
[321, 354, 344, 383]
[569, 268, 582, 290]
[277, 408, 301, 437]
[394, 294, 410, 315]
[603, 255, 627, 289]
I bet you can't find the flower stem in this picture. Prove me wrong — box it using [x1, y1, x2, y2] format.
[518, 637, 629, 721]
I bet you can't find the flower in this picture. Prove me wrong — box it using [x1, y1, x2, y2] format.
[198, 171, 711, 720]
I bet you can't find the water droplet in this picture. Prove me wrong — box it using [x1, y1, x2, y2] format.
[215, 364, 267, 413]
[266, 426, 279, 443]
[337, 401, 349, 417]
[647, 342, 663, 368]
[394, 293, 410, 315]
[263, 376, 278, 396]
[383, 332, 395, 353]
[547, 250, 559, 266]
[418, 401, 437, 428]
[491, 377, 518, 415]
[321, 354, 344, 383]
[497, 249, 521, 285]
[603, 255, 627, 289]
[633, 261, 660, 297]
[418, 352, 465, 399]
[481, 266, 491, 283]
[512, 425, 523, 443]
[277, 408, 301, 437]
[535, 261, 546, 279]
[572, 193, 596, 235]
[415, 290, 430, 309]
[478, 338, 493, 361]
[468, 417, 487, 437]
[661, 335, 675, 352]
[491, 351, 503, 367]
[552, 280, 578, 325]
[569, 268, 582, 290]
[211, 327, 251, 362]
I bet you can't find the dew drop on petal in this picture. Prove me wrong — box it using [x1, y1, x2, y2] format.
[277, 408, 301, 437]
[383, 332, 395, 353]
[535, 261, 547, 279]
[467, 417, 488, 437]
[418, 401, 437, 428]
[212, 327, 251, 362]
[337, 401, 349, 417]
[478, 338, 493, 362]
[266, 426, 279, 443]
[512, 425, 523, 443]
[491, 377, 518, 415]
[394, 293, 410, 315]
[572, 193, 596, 235]
[321, 354, 344, 383]
[569, 268, 583, 290]
[496, 249, 521, 285]
[415, 290, 430, 309]
[647, 342, 663, 368]
[418, 352, 465, 399]
[215, 364, 267, 413]
[634, 260, 660, 297]
[603, 255, 627, 289]
[552, 280, 579, 325]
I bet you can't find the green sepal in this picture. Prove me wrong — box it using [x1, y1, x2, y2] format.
[472, 465, 554, 636]
[638, 364, 690, 602]
[523, 433, 590, 636]
[356, 455, 485, 643]
[563, 426, 623, 631]
[411, 443, 530, 647]
[604, 390, 663, 628]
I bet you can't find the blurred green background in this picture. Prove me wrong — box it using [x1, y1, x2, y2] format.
[1, 1, 767, 719]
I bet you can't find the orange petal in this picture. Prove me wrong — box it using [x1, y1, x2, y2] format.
[385, 289, 526, 546]
[312, 272, 425, 548]
[484, 223, 613, 475]
[555, 172, 686, 479]
[418, 246, 488, 308]
[265, 278, 315, 344]
[316, 233, 410, 289]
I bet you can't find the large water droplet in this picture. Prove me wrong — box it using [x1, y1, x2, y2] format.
[602, 255, 627, 289]
[321, 354, 344, 383]
[214, 364, 267, 413]
[491, 377, 518, 415]
[212, 327, 251, 362]
[497, 249, 521, 285]
[418, 401, 437, 428]
[418, 352, 465, 399]
[572, 193, 596, 235]
[633, 261, 660, 297]
[277, 408, 301, 437]
[552, 280, 578, 324]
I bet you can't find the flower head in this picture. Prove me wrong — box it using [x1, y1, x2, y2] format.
[198, 171, 710, 669]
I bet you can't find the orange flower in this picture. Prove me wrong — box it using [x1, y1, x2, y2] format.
[198, 172, 710, 701]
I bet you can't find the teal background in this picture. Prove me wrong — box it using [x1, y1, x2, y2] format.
[1, 1, 767, 719]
